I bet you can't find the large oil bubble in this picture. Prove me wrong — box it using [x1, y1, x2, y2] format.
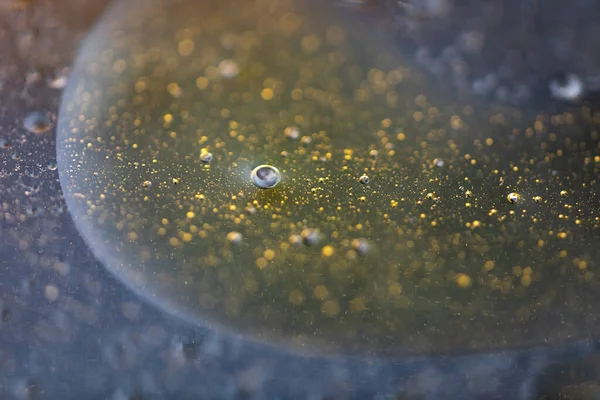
[57, 0, 600, 356]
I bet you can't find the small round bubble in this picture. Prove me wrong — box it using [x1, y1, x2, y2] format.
[507, 192, 521, 204]
[200, 151, 213, 164]
[251, 165, 281, 189]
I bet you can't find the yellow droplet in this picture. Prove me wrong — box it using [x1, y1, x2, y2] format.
[321, 245, 335, 257]
[256, 257, 268, 269]
[264, 249, 276, 260]
[177, 39, 195, 56]
[484, 260, 495, 271]
[261, 88, 274, 100]
[455, 273, 472, 288]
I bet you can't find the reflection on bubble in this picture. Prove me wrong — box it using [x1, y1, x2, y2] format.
[57, 0, 600, 356]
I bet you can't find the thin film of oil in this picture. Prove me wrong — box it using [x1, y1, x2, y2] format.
[57, 0, 600, 356]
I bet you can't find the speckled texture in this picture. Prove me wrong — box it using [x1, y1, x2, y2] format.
[1, 0, 600, 399]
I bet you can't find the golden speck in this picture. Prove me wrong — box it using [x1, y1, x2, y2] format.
[455, 273, 472, 288]
[533, 196, 542, 203]
[520, 275, 532, 287]
[560, 190, 568, 196]
[264, 249, 276, 260]
[321, 245, 335, 257]
[557, 232, 567, 239]
[256, 257, 268, 269]
[260, 88, 274, 100]
[177, 39, 195, 56]
[484, 260, 495, 271]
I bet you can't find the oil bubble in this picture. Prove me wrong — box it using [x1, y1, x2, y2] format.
[57, 0, 600, 357]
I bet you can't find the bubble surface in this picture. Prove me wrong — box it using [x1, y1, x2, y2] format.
[58, 0, 600, 356]
[251, 165, 281, 189]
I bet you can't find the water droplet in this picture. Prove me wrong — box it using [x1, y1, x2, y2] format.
[47, 160, 58, 171]
[0, 138, 11, 149]
[507, 192, 521, 204]
[351, 238, 370, 255]
[46, 67, 71, 90]
[142, 180, 152, 188]
[251, 165, 281, 189]
[549, 72, 584, 101]
[226, 231, 243, 245]
[23, 111, 52, 134]
[284, 126, 300, 140]
[359, 175, 369, 184]
[217, 59, 239, 78]
[301, 228, 320, 246]
[199, 151, 213, 164]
